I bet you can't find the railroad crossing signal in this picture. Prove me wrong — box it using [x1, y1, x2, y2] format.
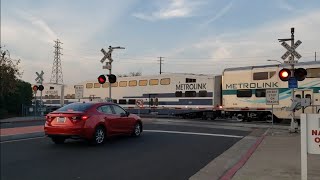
[97, 74, 117, 84]
[35, 70, 44, 84]
[281, 40, 302, 61]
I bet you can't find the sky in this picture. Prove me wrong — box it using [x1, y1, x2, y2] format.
[1, 0, 320, 85]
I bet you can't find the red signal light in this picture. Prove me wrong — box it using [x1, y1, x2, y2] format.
[32, 85, 38, 92]
[98, 75, 106, 84]
[279, 68, 291, 81]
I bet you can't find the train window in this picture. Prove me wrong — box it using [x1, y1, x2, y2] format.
[94, 83, 101, 88]
[113, 99, 117, 104]
[305, 94, 311, 99]
[199, 90, 207, 97]
[102, 83, 109, 88]
[111, 82, 118, 87]
[269, 71, 276, 78]
[306, 68, 320, 78]
[149, 79, 159, 85]
[118, 99, 127, 104]
[253, 72, 268, 80]
[128, 99, 136, 104]
[255, 89, 266, 97]
[237, 89, 252, 97]
[185, 91, 196, 97]
[129, 80, 137, 87]
[175, 91, 183, 97]
[86, 83, 93, 88]
[186, 78, 196, 83]
[160, 78, 170, 85]
[119, 81, 127, 87]
[139, 80, 148, 86]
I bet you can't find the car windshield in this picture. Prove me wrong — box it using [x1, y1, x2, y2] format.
[56, 103, 93, 112]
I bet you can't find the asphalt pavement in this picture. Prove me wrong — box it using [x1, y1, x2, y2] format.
[0, 123, 250, 180]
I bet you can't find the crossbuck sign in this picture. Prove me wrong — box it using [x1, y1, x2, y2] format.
[281, 40, 302, 61]
[35, 70, 44, 84]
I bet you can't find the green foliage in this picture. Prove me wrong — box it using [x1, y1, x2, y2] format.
[4, 80, 33, 115]
[0, 50, 32, 118]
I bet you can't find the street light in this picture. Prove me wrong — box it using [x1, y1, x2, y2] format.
[267, 59, 282, 64]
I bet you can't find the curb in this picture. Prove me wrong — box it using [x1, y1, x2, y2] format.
[219, 129, 269, 180]
[0, 132, 45, 142]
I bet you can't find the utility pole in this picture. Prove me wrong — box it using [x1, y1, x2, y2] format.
[315, 52, 317, 61]
[158, 57, 164, 74]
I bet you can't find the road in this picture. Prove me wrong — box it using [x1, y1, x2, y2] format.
[0, 120, 251, 180]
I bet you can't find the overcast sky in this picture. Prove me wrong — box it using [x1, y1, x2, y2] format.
[1, 0, 320, 84]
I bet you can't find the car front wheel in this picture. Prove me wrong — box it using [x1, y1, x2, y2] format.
[132, 123, 142, 137]
[91, 126, 106, 145]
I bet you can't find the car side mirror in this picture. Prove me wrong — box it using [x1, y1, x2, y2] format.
[126, 111, 130, 116]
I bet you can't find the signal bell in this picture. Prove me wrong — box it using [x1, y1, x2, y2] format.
[278, 68, 291, 81]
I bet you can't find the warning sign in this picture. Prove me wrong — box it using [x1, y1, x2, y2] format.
[305, 114, 320, 154]
[266, 89, 279, 105]
[136, 99, 144, 108]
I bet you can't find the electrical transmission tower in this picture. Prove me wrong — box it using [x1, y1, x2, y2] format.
[50, 39, 63, 84]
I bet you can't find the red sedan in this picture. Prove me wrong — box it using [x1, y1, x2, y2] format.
[44, 102, 143, 145]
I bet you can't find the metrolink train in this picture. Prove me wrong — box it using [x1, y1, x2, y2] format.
[38, 61, 320, 121]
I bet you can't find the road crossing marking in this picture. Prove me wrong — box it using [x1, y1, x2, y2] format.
[144, 130, 244, 138]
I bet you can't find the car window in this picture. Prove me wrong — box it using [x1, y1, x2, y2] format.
[112, 105, 126, 115]
[56, 103, 92, 112]
[99, 105, 113, 114]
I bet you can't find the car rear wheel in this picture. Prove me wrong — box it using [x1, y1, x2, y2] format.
[91, 126, 106, 145]
[132, 123, 142, 137]
[51, 137, 66, 144]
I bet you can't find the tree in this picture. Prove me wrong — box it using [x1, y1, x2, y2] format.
[0, 48, 32, 117]
[118, 72, 142, 77]
[0, 49, 22, 97]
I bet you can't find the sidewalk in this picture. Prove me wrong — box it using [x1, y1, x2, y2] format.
[0, 116, 45, 123]
[232, 129, 320, 180]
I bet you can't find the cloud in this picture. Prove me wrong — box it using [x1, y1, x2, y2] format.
[162, 9, 320, 74]
[132, 0, 202, 21]
[16, 10, 58, 43]
[278, 0, 295, 11]
[201, 1, 233, 26]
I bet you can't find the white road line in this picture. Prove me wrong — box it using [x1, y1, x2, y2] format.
[144, 130, 243, 138]
[0, 136, 45, 144]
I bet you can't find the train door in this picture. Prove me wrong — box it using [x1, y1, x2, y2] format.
[294, 89, 314, 116]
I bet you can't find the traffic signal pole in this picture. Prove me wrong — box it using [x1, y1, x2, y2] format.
[278, 28, 303, 133]
[109, 63, 112, 100]
[289, 29, 298, 133]
[100, 46, 125, 102]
